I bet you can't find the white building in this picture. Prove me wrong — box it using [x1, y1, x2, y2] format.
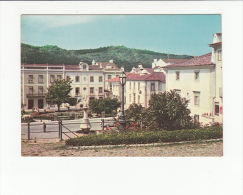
[163, 33, 222, 124]
[125, 70, 166, 109]
[152, 58, 189, 68]
[21, 60, 122, 109]
[107, 63, 166, 109]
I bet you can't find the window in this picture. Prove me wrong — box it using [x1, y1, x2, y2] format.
[108, 75, 111, 80]
[176, 71, 180, 80]
[57, 75, 62, 80]
[99, 76, 103, 82]
[195, 71, 199, 80]
[138, 95, 140, 104]
[50, 75, 55, 83]
[90, 87, 94, 94]
[133, 94, 135, 103]
[194, 92, 200, 106]
[83, 64, 86, 70]
[151, 83, 155, 91]
[218, 50, 222, 61]
[90, 76, 94, 82]
[194, 115, 199, 122]
[83, 77, 86, 81]
[215, 102, 219, 115]
[175, 89, 181, 95]
[75, 76, 80, 82]
[116, 75, 119, 77]
[138, 83, 140, 91]
[99, 87, 103, 93]
[29, 86, 33, 95]
[28, 75, 33, 83]
[83, 87, 86, 91]
[75, 87, 80, 96]
[38, 86, 43, 95]
[99, 97, 103, 99]
[38, 75, 43, 83]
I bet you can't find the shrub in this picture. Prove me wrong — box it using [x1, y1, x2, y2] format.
[30, 112, 54, 120]
[149, 90, 192, 130]
[66, 126, 223, 146]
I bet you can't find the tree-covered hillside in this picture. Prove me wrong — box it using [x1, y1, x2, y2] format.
[21, 43, 193, 71]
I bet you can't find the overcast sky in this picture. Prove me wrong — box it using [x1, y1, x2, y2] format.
[21, 14, 221, 56]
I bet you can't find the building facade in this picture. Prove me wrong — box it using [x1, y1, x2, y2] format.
[163, 33, 222, 124]
[21, 60, 122, 109]
[106, 64, 166, 109]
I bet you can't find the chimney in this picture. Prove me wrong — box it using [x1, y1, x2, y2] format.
[121, 66, 124, 71]
[92, 60, 95, 65]
[154, 58, 157, 63]
[109, 59, 114, 63]
[131, 67, 136, 73]
[138, 63, 143, 70]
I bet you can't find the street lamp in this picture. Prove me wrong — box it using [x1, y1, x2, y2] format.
[119, 71, 127, 131]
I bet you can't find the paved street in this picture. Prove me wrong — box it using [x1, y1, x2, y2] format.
[21, 117, 115, 140]
[21, 139, 223, 157]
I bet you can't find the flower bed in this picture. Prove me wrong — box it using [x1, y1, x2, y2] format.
[30, 112, 54, 120]
[66, 126, 223, 146]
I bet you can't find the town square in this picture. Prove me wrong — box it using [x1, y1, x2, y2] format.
[1, 2, 242, 195]
[20, 15, 223, 156]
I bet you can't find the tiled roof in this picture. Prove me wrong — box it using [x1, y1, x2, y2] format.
[65, 65, 80, 70]
[106, 77, 120, 82]
[21, 63, 79, 70]
[161, 59, 190, 64]
[104, 68, 120, 71]
[209, 42, 222, 47]
[134, 68, 154, 73]
[89, 65, 103, 70]
[128, 72, 165, 83]
[106, 72, 165, 83]
[96, 62, 118, 69]
[21, 63, 64, 66]
[163, 53, 214, 68]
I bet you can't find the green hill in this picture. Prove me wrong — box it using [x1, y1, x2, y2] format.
[21, 43, 193, 71]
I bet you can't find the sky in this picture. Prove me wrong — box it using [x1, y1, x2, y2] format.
[21, 15, 221, 56]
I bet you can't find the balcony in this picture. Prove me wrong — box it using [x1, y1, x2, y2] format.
[26, 93, 45, 98]
[150, 90, 156, 94]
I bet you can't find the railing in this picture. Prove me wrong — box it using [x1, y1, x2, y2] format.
[26, 93, 45, 98]
[22, 119, 115, 141]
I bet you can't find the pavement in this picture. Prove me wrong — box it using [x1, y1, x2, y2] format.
[21, 117, 115, 140]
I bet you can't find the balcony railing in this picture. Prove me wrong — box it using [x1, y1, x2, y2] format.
[26, 93, 45, 98]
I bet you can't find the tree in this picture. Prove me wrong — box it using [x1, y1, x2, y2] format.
[89, 98, 121, 115]
[149, 90, 192, 130]
[125, 103, 145, 122]
[46, 78, 73, 112]
[125, 103, 158, 129]
[68, 97, 80, 106]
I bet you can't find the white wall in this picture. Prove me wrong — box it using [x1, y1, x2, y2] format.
[65, 71, 104, 104]
[166, 67, 216, 124]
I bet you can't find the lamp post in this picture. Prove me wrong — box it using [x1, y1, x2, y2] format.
[119, 71, 127, 131]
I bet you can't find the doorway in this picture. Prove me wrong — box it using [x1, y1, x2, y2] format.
[28, 99, 34, 109]
[38, 99, 43, 109]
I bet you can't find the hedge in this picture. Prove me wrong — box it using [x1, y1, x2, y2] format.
[65, 126, 223, 146]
